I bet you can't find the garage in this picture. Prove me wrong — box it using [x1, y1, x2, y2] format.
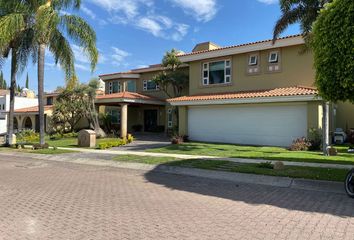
[187, 103, 308, 147]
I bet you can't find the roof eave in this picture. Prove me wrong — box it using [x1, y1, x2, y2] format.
[178, 36, 305, 62]
[169, 94, 321, 106]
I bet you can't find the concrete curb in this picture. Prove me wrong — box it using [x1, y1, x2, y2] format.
[0, 151, 346, 195]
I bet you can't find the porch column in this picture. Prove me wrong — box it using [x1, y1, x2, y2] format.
[120, 103, 128, 139]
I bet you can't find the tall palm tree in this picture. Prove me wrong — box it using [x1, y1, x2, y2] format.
[272, 0, 332, 43]
[34, 0, 98, 145]
[0, 1, 35, 145]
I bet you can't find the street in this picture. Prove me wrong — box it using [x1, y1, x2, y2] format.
[0, 155, 354, 240]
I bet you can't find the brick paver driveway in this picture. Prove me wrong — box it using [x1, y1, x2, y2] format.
[1, 156, 354, 240]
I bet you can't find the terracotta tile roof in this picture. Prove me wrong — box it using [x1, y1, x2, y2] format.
[0, 90, 9, 96]
[15, 105, 53, 113]
[168, 86, 318, 102]
[96, 91, 165, 102]
[179, 34, 303, 57]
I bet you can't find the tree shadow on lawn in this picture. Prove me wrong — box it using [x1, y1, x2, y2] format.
[144, 160, 354, 218]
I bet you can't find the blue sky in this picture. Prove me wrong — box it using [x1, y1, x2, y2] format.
[1, 0, 299, 92]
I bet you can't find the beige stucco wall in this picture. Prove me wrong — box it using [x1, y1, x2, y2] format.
[188, 44, 315, 95]
[178, 106, 188, 136]
[335, 101, 354, 131]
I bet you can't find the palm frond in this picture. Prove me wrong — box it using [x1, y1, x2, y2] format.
[48, 28, 75, 81]
[272, 7, 304, 43]
[60, 14, 98, 71]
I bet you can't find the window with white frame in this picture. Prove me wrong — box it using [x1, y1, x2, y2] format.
[167, 109, 173, 128]
[269, 51, 279, 63]
[248, 55, 258, 66]
[143, 80, 159, 91]
[108, 82, 113, 94]
[202, 60, 231, 85]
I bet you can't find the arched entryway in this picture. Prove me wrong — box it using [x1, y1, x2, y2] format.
[22, 117, 32, 129]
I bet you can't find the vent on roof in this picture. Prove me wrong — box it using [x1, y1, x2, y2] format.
[192, 42, 220, 52]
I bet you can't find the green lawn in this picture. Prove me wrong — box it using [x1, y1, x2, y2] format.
[0, 146, 76, 154]
[112, 155, 348, 182]
[148, 142, 354, 165]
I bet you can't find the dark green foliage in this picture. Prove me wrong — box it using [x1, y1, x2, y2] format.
[273, 0, 332, 44]
[25, 72, 29, 88]
[312, 0, 354, 102]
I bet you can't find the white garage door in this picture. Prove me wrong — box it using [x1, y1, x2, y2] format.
[188, 104, 308, 147]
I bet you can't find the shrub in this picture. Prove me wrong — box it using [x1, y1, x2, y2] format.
[257, 161, 273, 169]
[16, 130, 39, 144]
[127, 134, 134, 144]
[348, 129, 354, 145]
[289, 137, 312, 151]
[50, 132, 78, 140]
[171, 135, 184, 144]
[308, 128, 322, 151]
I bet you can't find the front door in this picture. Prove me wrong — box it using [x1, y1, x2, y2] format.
[144, 110, 158, 132]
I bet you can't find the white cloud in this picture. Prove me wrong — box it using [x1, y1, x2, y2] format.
[72, 44, 90, 64]
[257, 0, 278, 4]
[111, 47, 131, 66]
[81, 5, 96, 20]
[88, 0, 190, 41]
[169, 0, 218, 22]
[75, 63, 90, 72]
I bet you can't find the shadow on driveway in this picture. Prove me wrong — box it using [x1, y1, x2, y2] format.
[144, 161, 354, 218]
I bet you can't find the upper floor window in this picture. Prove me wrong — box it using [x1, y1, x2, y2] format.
[203, 60, 231, 85]
[143, 80, 159, 91]
[269, 51, 279, 63]
[248, 55, 258, 66]
[109, 81, 121, 94]
[127, 80, 136, 92]
[46, 97, 53, 105]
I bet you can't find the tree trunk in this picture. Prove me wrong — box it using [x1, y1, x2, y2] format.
[38, 44, 46, 145]
[7, 49, 17, 145]
[322, 101, 330, 155]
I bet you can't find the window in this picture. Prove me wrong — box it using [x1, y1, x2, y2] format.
[202, 60, 231, 85]
[248, 55, 258, 66]
[167, 109, 173, 128]
[127, 80, 136, 92]
[112, 81, 120, 93]
[109, 109, 120, 124]
[46, 97, 53, 105]
[143, 80, 159, 91]
[269, 51, 279, 63]
[108, 82, 113, 94]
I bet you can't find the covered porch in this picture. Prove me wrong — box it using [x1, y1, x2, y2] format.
[96, 92, 167, 139]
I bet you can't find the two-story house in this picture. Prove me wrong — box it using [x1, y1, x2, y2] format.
[98, 34, 354, 147]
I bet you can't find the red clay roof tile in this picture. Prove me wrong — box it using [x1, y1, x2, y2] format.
[168, 86, 317, 102]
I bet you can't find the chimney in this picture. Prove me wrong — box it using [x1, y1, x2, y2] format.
[192, 42, 220, 52]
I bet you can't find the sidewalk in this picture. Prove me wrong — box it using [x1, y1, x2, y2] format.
[0, 151, 346, 194]
[58, 146, 354, 170]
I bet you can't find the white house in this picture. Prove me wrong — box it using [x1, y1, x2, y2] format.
[0, 90, 38, 135]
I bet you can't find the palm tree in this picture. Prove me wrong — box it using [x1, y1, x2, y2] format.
[0, 1, 36, 145]
[272, 0, 332, 43]
[34, 0, 98, 145]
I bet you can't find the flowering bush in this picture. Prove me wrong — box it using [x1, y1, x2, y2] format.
[289, 137, 312, 151]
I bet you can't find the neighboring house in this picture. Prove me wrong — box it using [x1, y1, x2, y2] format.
[0, 90, 38, 134]
[99, 34, 354, 147]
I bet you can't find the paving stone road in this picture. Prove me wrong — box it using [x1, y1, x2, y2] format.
[0, 155, 354, 240]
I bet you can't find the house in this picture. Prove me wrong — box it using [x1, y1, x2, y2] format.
[99, 34, 354, 147]
[0, 90, 38, 134]
[96, 65, 187, 138]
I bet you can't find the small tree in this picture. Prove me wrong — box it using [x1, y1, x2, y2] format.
[25, 72, 29, 89]
[152, 49, 188, 133]
[312, 0, 354, 153]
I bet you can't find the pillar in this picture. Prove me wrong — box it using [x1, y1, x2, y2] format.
[120, 103, 128, 139]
